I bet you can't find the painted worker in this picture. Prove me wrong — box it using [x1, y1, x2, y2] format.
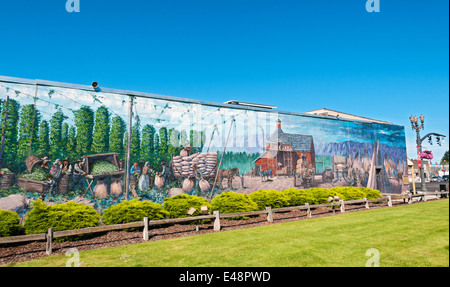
[62, 157, 73, 174]
[118, 159, 125, 171]
[45, 175, 57, 196]
[40, 156, 51, 172]
[129, 162, 141, 189]
[50, 159, 63, 181]
[72, 157, 86, 191]
[161, 161, 170, 187]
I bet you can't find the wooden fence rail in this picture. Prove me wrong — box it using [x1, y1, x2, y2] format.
[0, 191, 448, 255]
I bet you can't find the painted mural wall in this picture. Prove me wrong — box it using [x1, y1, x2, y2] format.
[0, 79, 408, 213]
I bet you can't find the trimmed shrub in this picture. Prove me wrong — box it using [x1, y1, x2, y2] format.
[359, 187, 383, 199]
[249, 189, 289, 210]
[0, 210, 23, 237]
[102, 199, 168, 225]
[282, 188, 317, 206]
[331, 187, 366, 201]
[24, 199, 100, 240]
[163, 194, 210, 218]
[307, 188, 344, 204]
[210, 191, 258, 219]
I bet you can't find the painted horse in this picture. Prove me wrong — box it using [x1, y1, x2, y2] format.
[217, 167, 240, 189]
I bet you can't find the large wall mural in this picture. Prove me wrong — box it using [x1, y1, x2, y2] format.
[0, 78, 408, 213]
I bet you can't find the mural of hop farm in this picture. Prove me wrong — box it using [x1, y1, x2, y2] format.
[420, 150, 434, 160]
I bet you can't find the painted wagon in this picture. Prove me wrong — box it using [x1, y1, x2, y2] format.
[82, 153, 125, 198]
[17, 155, 49, 194]
[171, 152, 218, 192]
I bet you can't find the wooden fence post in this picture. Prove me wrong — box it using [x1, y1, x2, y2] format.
[143, 217, 149, 241]
[387, 196, 392, 207]
[213, 211, 221, 231]
[305, 203, 312, 218]
[266, 206, 273, 223]
[339, 200, 345, 213]
[46, 228, 53, 255]
[363, 197, 369, 209]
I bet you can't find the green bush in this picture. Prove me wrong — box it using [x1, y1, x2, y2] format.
[282, 188, 317, 206]
[249, 189, 290, 210]
[330, 187, 366, 201]
[359, 187, 382, 199]
[24, 199, 100, 240]
[0, 210, 23, 237]
[210, 191, 258, 219]
[163, 194, 210, 218]
[307, 188, 344, 204]
[102, 199, 168, 226]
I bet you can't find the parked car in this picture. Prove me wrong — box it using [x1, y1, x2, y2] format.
[443, 175, 449, 182]
[431, 176, 443, 182]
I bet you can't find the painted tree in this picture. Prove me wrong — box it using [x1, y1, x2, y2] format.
[130, 115, 141, 164]
[141, 124, 156, 164]
[168, 128, 180, 157]
[153, 133, 161, 170]
[123, 115, 141, 164]
[180, 129, 188, 148]
[49, 109, 67, 160]
[159, 127, 168, 163]
[61, 123, 69, 157]
[66, 125, 77, 161]
[91, 106, 111, 154]
[110, 116, 126, 159]
[74, 106, 94, 158]
[17, 104, 41, 164]
[0, 98, 20, 169]
[36, 120, 50, 158]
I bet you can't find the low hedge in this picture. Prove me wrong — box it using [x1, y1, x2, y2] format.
[282, 188, 317, 206]
[249, 189, 289, 210]
[0, 209, 23, 237]
[102, 198, 168, 226]
[330, 187, 367, 201]
[24, 199, 100, 240]
[210, 191, 258, 219]
[163, 194, 210, 218]
[306, 188, 345, 204]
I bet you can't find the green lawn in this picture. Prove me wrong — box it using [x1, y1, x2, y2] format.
[5, 199, 449, 267]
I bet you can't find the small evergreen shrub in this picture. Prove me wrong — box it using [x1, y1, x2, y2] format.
[282, 188, 317, 206]
[210, 191, 258, 219]
[359, 187, 382, 199]
[163, 194, 210, 218]
[249, 189, 290, 210]
[24, 199, 100, 241]
[307, 188, 344, 204]
[0, 210, 23, 237]
[330, 187, 366, 201]
[102, 199, 168, 226]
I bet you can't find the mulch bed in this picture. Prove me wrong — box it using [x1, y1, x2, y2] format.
[0, 198, 432, 266]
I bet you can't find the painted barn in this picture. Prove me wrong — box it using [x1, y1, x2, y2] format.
[254, 119, 315, 176]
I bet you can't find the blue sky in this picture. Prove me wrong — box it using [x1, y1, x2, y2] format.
[0, 0, 448, 162]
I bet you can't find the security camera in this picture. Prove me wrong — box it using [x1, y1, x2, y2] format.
[92, 82, 99, 89]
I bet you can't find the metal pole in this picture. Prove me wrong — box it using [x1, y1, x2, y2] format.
[124, 96, 134, 200]
[417, 130, 427, 191]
